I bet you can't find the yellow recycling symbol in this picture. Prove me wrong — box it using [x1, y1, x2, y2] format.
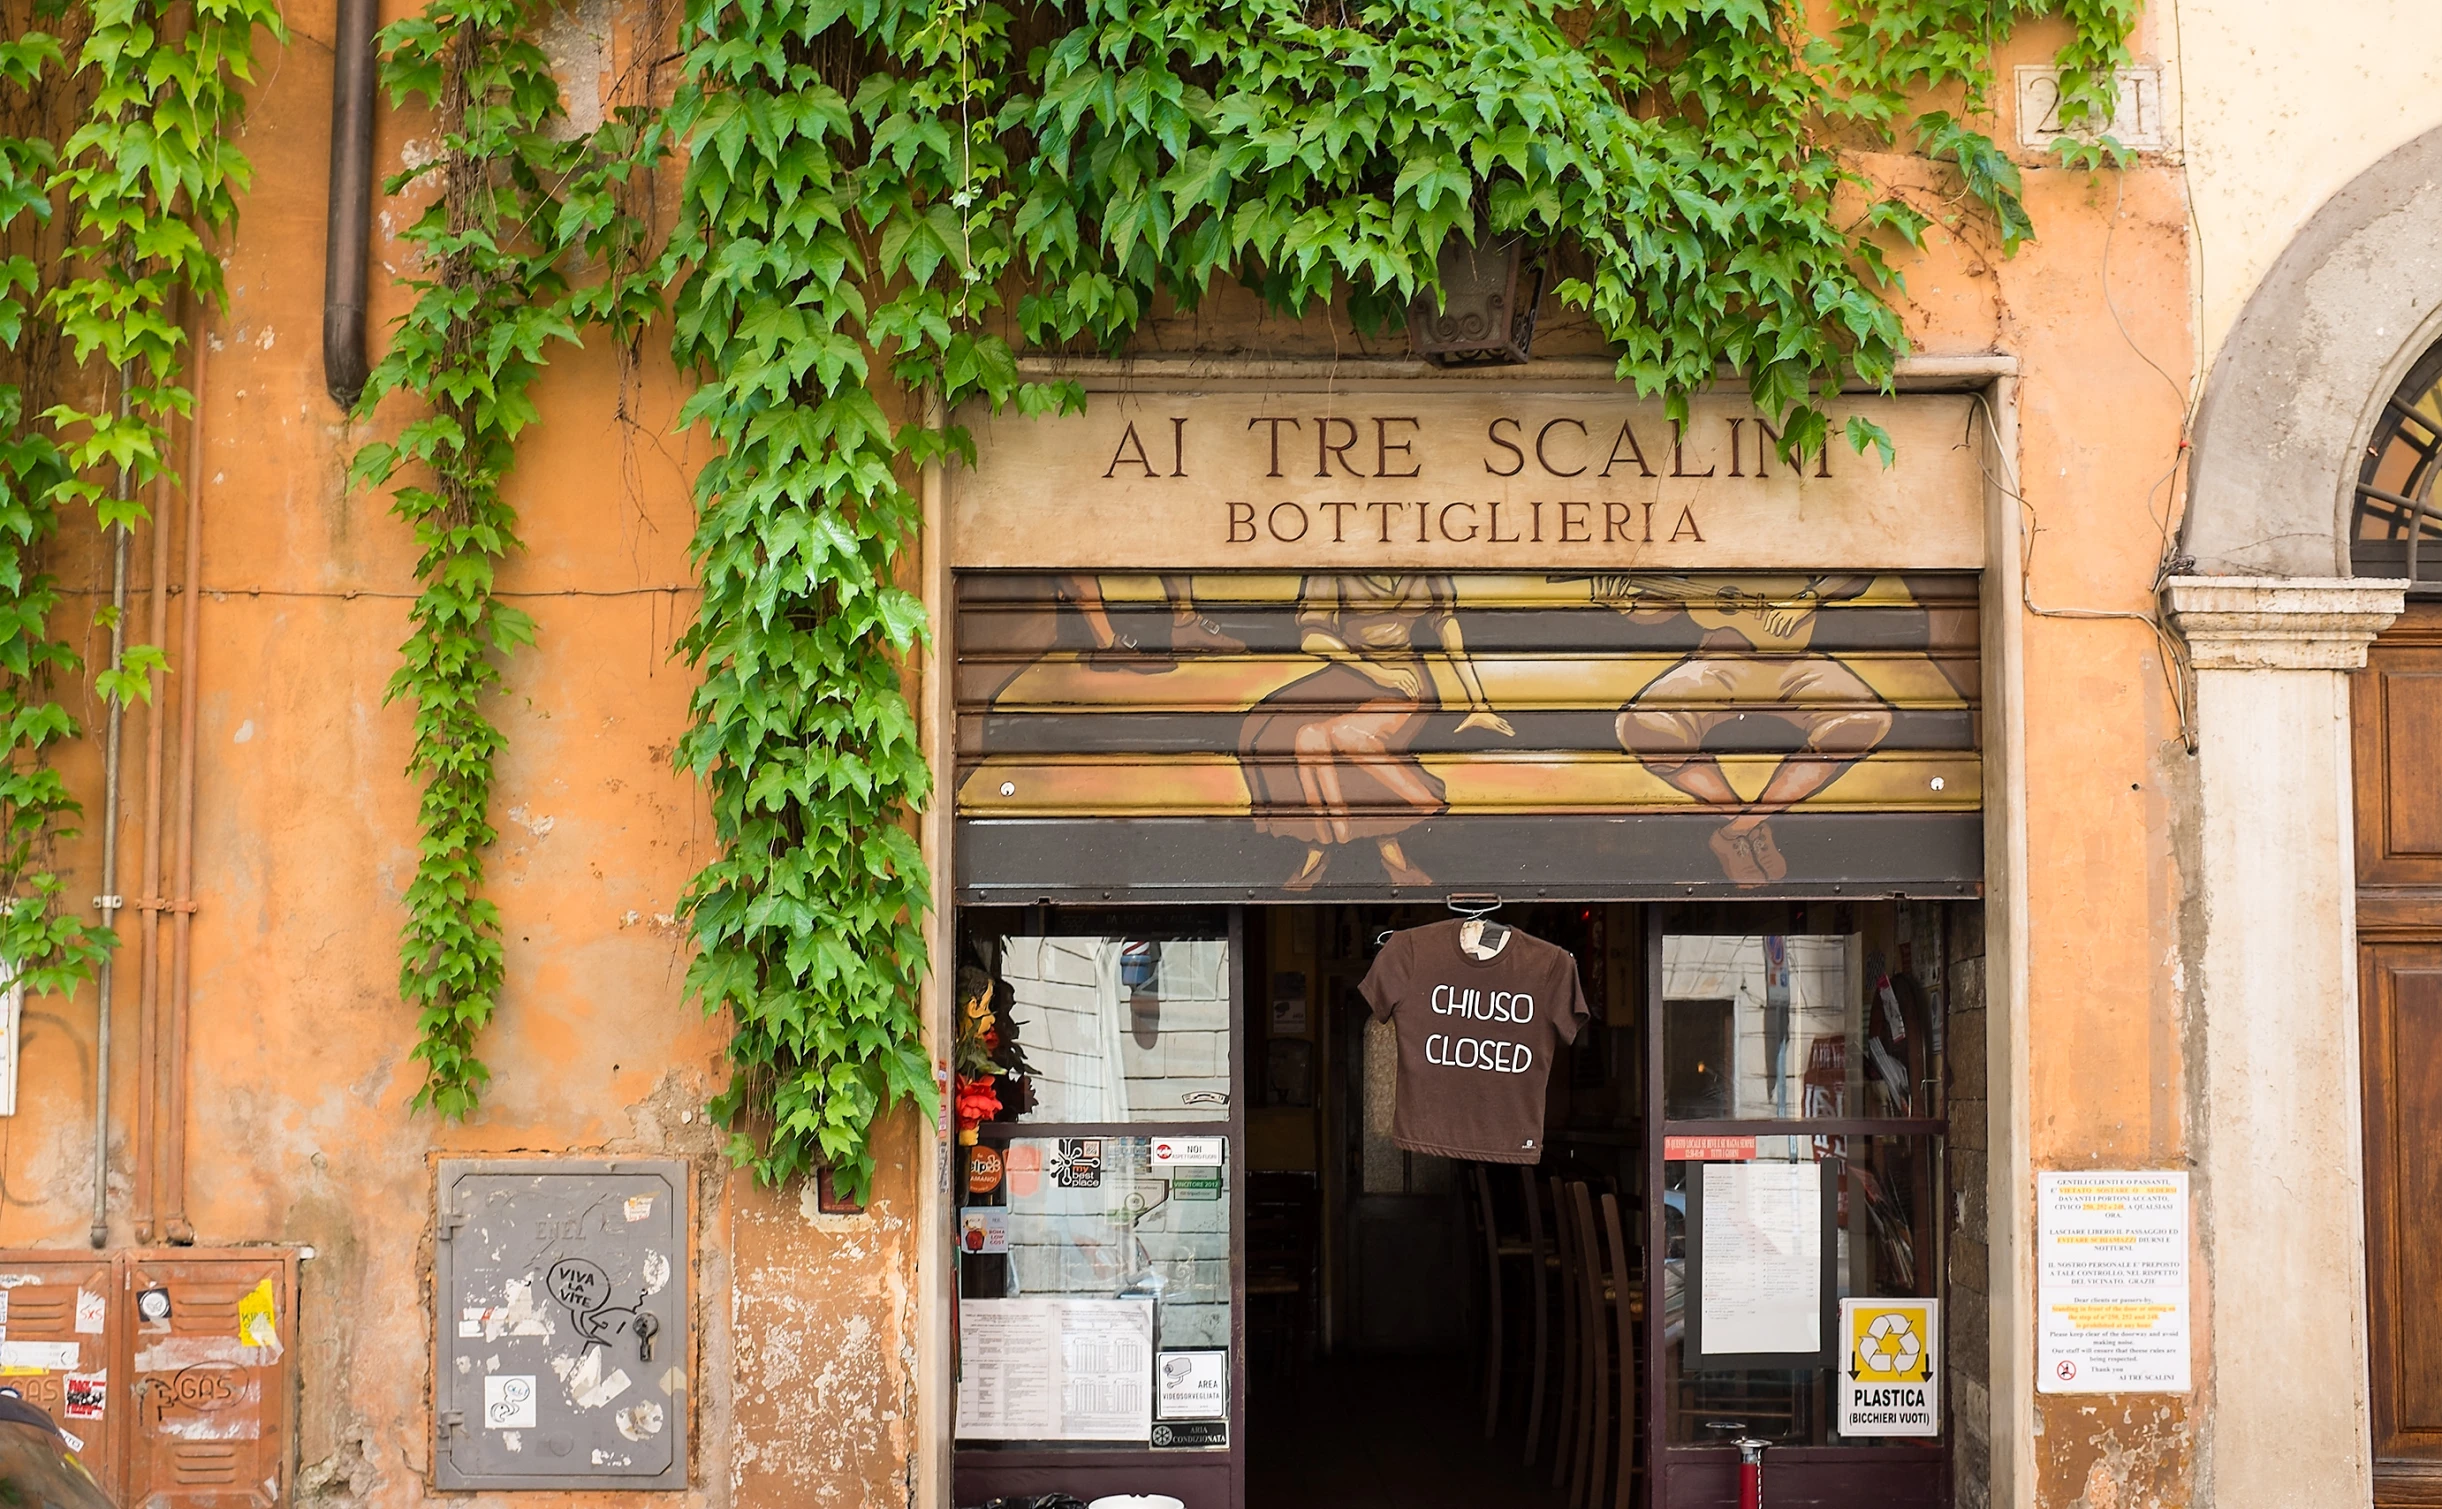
[1849, 1305, 1932, 1383]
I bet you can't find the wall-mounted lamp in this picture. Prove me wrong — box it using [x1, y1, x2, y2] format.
[1406, 237, 1543, 366]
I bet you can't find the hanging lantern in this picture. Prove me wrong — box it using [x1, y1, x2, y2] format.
[1407, 237, 1542, 366]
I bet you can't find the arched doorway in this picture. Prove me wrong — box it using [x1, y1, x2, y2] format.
[2350, 347, 2442, 1507]
[2168, 122, 2442, 1509]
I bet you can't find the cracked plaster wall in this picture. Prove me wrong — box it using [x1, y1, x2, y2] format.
[0, 3, 2233, 1508]
[0, 0, 924, 1500]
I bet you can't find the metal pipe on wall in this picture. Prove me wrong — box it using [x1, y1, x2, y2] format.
[90, 390, 132, 1250]
[322, 0, 378, 407]
[131, 427, 174, 1245]
[161, 329, 206, 1245]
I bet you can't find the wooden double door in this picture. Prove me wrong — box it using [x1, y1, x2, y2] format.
[2357, 601, 2442, 1505]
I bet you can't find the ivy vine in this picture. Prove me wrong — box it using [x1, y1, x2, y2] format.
[1832, 0, 2141, 249]
[0, 0, 282, 994]
[0, 27, 99, 997]
[663, 0, 1022, 1198]
[654, 0, 2139, 1200]
[351, 0, 568, 1116]
[51, 0, 284, 678]
[353, 0, 674, 1114]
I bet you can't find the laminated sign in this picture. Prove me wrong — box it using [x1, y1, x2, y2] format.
[1837, 1297, 1939, 1438]
[2036, 1171, 2190, 1393]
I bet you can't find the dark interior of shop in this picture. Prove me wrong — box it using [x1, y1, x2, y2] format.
[1241, 902, 1632, 1509]
[951, 899, 1959, 1509]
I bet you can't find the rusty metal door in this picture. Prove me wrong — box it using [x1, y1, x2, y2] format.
[0, 1255, 118, 1495]
[0, 1249, 300, 1509]
[125, 1251, 297, 1509]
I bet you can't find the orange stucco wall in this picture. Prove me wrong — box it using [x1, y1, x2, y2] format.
[0, 3, 2214, 1507]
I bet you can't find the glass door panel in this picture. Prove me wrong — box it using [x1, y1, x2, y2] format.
[954, 909, 1243, 1509]
[1663, 932, 1937, 1122]
[990, 931, 1235, 1124]
[1647, 915, 1950, 1509]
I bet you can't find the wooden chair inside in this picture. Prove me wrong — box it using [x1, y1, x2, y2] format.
[1600, 1190, 1643, 1509]
[1245, 1171, 1320, 1377]
[1548, 1174, 1582, 1490]
[1471, 1163, 1547, 1440]
[1519, 1165, 1553, 1467]
[1567, 1180, 1612, 1509]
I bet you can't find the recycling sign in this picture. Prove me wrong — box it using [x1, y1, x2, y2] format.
[1837, 1297, 1939, 1438]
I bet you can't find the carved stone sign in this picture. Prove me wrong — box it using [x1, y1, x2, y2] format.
[952, 380, 1986, 570]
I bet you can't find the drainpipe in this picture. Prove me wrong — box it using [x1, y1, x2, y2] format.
[91, 389, 131, 1250]
[162, 330, 207, 1246]
[131, 430, 172, 1246]
[322, 0, 378, 408]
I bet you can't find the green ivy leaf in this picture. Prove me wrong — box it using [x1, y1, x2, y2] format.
[634, 0, 2137, 1201]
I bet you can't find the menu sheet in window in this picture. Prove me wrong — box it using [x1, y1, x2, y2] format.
[1699, 1160, 1824, 1355]
[955, 1297, 1155, 1441]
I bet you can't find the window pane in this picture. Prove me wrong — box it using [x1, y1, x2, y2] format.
[1661, 1136, 1943, 1447]
[956, 1136, 1233, 1450]
[1662, 933, 1938, 1120]
[984, 932, 1233, 1124]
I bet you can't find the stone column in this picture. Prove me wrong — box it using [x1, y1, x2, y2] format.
[2164, 576, 2404, 1509]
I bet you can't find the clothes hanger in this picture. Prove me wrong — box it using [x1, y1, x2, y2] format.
[1448, 892, 1512, 956]
[1369, 894, 1510, 950]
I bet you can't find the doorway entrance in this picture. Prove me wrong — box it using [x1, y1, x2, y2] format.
[947, 898, 1968, 1509]
[2352, 599, 2442, 1505]
[1241, 901, 1623, 1509]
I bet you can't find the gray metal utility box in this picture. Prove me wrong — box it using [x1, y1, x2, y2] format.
[432, 1158, 690, 1490]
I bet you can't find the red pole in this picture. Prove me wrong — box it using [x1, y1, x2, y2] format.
[1736, 1436, 1767, 1509]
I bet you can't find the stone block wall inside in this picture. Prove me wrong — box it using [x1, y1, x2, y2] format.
[1900, 899, 1991, 1509]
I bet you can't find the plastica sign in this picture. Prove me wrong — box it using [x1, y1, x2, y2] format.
[1836, 1297, 1939, 1438]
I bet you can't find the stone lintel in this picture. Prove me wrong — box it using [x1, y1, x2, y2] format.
[2164, 576, 2408, 671]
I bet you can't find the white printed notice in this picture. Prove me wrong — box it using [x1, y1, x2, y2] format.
[1058, 1300, 1156, 1437]
[2037, 1170, 2190, 1393]
[1699, 1161, 1822, 1356]
[955, 1298, 1154, 1440]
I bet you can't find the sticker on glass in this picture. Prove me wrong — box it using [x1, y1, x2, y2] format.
[1155, 1350, 1228, 1420]
[959, 1207, 1009, 1255]
[1052, 1139, 1102, 1189]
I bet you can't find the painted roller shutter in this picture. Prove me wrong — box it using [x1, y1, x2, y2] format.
[955, 571, 1981, 902]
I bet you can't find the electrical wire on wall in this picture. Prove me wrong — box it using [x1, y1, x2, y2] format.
[1970, 394, 2199, 755]
[1958, 9, 2213, 757]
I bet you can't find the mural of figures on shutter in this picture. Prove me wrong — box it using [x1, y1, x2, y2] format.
[955, 572, 1982, 901]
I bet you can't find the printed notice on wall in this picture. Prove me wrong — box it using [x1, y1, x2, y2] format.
[2037, 1170, 2190, 1393]
[1699, 1160, 1822, 1356]
[955, 1298, 1154, 1441]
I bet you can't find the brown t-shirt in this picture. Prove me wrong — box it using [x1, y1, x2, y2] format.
[1359, 921, 1590, 1164]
